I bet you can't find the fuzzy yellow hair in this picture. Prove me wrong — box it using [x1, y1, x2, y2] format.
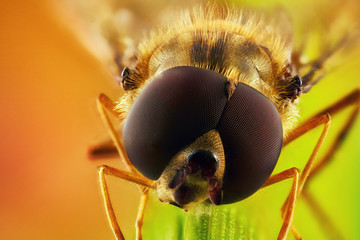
[116, 4, 299, 137]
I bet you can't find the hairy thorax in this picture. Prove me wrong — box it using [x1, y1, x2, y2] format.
[117, 13, 299, 140]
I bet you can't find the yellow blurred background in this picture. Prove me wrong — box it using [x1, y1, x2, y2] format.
[0, 0, 359, 239]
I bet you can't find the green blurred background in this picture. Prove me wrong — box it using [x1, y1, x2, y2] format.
[0, 0, 359, 239]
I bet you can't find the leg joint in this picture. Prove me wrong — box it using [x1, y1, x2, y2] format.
[289, 167, 300, 177]
[136, 218, 144, 229]
[98, 165, 108, 175]
[319, 113, 331, 125]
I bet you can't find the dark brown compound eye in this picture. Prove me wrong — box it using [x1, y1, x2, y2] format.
[123, 66, 283, 204]
[123, 66, 228, 180]
[217, 83, 283, 204]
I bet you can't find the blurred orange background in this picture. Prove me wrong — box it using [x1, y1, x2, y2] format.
[1, 0, 360, 239]
[0, 0, 134, 239]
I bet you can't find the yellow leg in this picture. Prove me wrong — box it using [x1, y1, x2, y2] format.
[136, 189, 149, 240]
[98, 93, 122, 118]
[96, 94, 137, 174]
[99, 165, 156, 240]
[307, 89, 360, 180]
[284, 89, 359, 199]
[274, 88, 359, 239]
[262, 168, 300, 240]
[290, 224, 302, 240]
[88, 94, 122, 159]
[260, 112, 330, 239]
[96, 94, 157, 239]
[283, 114, 331, 209]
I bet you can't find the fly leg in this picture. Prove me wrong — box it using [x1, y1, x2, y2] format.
[261, 168, 300, 240]
[295, 88, 360, 180]
[88, 93, 123, 158]
[96, 94, 154, 240]
[95, 93, 137, 173]
[261, 111, 331, 240]
[279, 88, 360, 239]
[136, 189, 149, 240]
[99, 165, 155, 240]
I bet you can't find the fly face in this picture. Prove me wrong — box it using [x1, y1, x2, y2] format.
[122, 66, 283, 208]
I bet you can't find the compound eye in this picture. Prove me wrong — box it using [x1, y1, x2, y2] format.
[123, 66, 228, 180]
[217, 83, 283, 204]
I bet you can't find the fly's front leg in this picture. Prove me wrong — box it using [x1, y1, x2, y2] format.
[136, 189, 149, 240]
[96, 94, 155, 239]
[96, 93, 138, 174]
[88, 94, 123, 159]
[99, 165, 155, 240]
